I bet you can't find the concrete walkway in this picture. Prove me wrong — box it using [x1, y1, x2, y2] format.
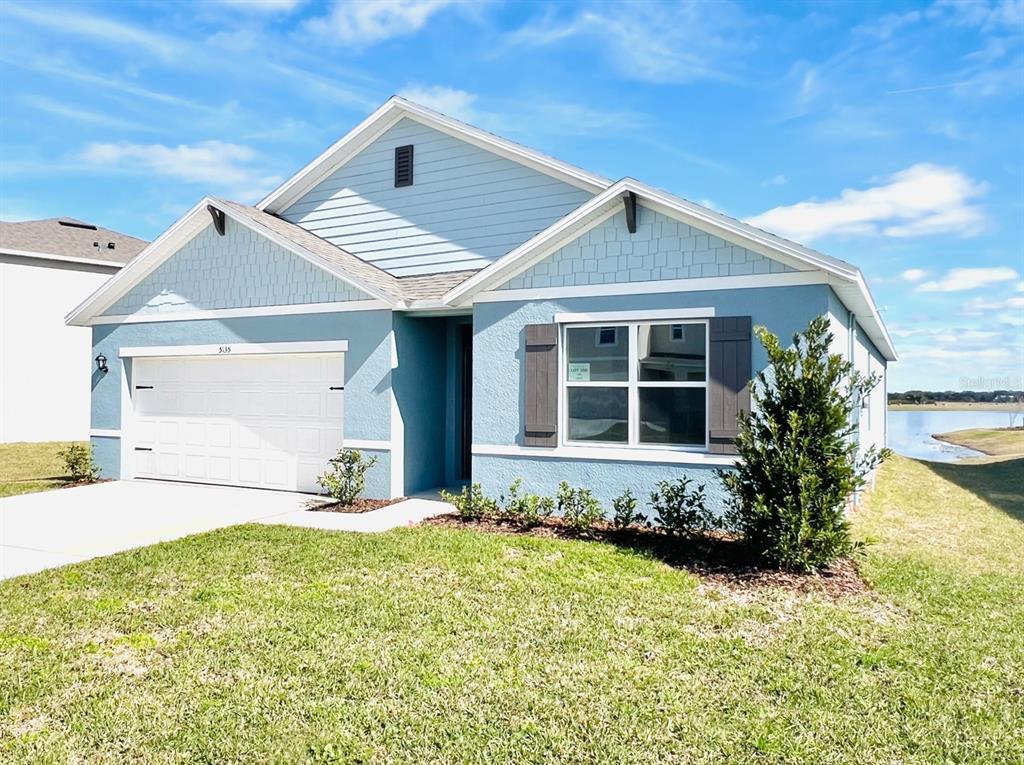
[0, 480, 453, 581]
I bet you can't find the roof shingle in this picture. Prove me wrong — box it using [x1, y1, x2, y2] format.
[0, 218, 147, 264]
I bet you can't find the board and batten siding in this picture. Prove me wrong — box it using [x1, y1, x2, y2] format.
[281, 118, 596, 277]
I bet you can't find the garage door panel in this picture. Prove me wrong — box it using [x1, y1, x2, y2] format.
[132, 352, 344, 493]
[184, 454, 207, 479]
[209, 457, 232, 481]
[157, 453, 180, 477]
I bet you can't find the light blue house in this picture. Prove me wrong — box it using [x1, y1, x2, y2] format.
[68, 97, 896, 507]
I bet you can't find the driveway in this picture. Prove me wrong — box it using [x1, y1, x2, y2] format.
[0, 480, 451, 581]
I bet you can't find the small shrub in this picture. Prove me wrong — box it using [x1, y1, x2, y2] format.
[611, 488, 647, 530]
[720, 315, 890, 571]
[499, 478, 554, 526]
[317, 448, 378, 505]
[650, 477, 712, 536]
[58, 443, 99, 483]
[440, 482, 498, 521]
[556, 481, 604, 530]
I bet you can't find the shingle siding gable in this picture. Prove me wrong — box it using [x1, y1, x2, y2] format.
[496, 205, 797, 291]
[102, 221, 369, 316]
[280, 118, 595, 278]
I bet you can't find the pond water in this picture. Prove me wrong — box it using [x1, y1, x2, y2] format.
[887, 409, 1020, 462]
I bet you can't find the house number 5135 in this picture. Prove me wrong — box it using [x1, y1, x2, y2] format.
[218, 346, 232, 354]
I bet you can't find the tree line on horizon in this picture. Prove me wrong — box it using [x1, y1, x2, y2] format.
[888, 390, 1024, 404]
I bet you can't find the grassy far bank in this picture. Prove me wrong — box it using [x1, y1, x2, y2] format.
[1, 455, 1023, 763]
[933, 427, 1024, 457]
[0, 442, 83, 498]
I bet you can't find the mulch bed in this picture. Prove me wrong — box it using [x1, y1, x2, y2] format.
[309, 497, 405, 514]
[423, 514, 868, 598]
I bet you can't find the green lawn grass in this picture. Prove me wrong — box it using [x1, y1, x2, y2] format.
[0, 442, 81, 498]
[933, 427, 1024, 457]
[1, 455, 1022, 763]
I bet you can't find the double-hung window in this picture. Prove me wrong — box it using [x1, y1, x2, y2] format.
[563, 321, 708, 449]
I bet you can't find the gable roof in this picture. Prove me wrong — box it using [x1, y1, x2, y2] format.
[443, 178, 897, 361]
[1, 217, 147, 267]
[65, 197, 483, 324]
[257, 96, 612, 214]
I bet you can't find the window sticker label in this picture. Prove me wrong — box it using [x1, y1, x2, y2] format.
[568, 362, 591, 382]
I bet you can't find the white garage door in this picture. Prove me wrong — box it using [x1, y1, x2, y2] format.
[130, 353, 344, 492]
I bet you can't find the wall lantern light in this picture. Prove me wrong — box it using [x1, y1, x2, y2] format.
[95, 354, 108, 374]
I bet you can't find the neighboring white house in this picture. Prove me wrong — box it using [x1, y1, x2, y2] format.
[1, 218, 147, 442]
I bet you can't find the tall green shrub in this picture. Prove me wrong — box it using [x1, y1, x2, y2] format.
[721, 315, 890, 571]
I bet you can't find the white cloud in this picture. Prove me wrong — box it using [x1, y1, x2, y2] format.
[901, 268, 929, 282]
[745, 164, 987, 242]
[917, 266, 1019, 292]
[216, 0, 304, 11]
[21, 95, 155, 133]
[509, 2, 752, 84]
[399, 85, 478, 122]
[761, 174, 788, 187]
[79, 141, 282, 202]
[929, 0, 1024, 32]
[962, 293, 1024, 312]
[2, 2, 182, 59]
[305, 0, 459, 46]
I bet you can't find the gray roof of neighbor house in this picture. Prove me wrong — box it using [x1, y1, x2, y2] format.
[0, 218, 148, 265]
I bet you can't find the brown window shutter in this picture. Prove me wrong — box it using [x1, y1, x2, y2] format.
[523, 323, 558, 447]
[708, 316, 752, 454]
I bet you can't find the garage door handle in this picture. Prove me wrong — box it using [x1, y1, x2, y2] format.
[329, 386, 344, 390]
[134, 447, 152, 452]
[135, 385, 154, 390]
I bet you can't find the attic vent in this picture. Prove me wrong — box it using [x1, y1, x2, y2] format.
[394, 144, 414, 187]
[58, 219, 98, 230]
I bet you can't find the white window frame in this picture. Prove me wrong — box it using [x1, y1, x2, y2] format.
[559, 319, 710, 453]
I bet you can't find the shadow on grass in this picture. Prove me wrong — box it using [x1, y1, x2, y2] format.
[922, 457, 1024, 523]
[423, 516, 867, 597]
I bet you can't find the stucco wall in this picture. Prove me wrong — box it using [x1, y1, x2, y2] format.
[1, 256, 118, 442]
[103, 219, 368, 317]
[281, 117, 594, 277]
[471, 284, 834, 511]
[497, 205, 796, 291]
[828, 289, 888, 455]
[90, 308, 394, 497]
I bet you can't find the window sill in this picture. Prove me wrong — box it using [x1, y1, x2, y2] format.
[472, 443, 738, 467]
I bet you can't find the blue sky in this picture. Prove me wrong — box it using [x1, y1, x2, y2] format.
[1, 0, 1021, 391]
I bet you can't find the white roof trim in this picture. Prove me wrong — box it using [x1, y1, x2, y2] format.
[0, 247, 125, 269]
[444, 178, 896, 361]
[65, 197, 399, 326]
[257, 96, 612, 213]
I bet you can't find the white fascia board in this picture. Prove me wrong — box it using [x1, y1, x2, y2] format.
[119, 340, 349, 358]
[214, 202, 398, 307]
[554, 307, 715, 323]
[1, 248, 125, 270]
[65, 197, 212, 326]
[89, 299, 390, 325]
[475, 271, 828, 304]
[258, 96, 611, 213]
[472, 443, 738, 467]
